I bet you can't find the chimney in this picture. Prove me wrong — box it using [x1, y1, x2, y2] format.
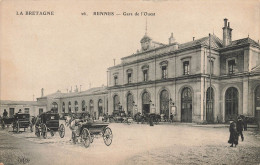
[41, 88, 44, 97]
[223, 18, 232, 47]
[169, 33, 175, 44]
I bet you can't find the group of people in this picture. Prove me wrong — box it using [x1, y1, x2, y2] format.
[228, 115, 246, 147]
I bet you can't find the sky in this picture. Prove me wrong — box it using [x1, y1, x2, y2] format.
[0, 0, 259, 101]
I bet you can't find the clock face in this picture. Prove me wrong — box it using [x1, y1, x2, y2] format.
[142, 41, 149, 50]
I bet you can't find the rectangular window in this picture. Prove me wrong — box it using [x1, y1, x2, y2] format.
[162, 66, 167, 79]
[39, 108, 43, 115]
[114, 76, 118, 85]
[24, 108, 30, 114]
[183, 61, 190, 75]
[127, 73, 132, 83]
[143, 70, 148, 81]
[228, 60, 235, 74]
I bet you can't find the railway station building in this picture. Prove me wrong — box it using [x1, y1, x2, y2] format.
[1, 18, 260, 123]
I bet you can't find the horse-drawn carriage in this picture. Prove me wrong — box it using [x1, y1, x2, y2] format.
[13, 113, 32, 133]
[134, 112, 161, 124]
[35, 112, 65, 139]
[1, 113, 32, 133]
[71, 121, 113, 148]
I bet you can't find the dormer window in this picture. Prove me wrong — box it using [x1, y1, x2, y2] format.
[228, 60, 236, 74]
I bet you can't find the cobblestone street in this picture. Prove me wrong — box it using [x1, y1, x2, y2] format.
[0, 122, 260, 165]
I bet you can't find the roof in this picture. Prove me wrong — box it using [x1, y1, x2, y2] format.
[228, 37, 260, 47]
[57, 86, 108, 98]
[0, 100, 46, 106]
[179, 34, 223, 49]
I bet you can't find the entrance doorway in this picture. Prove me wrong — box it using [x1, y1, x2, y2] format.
[181, 87, 192, 122]
[9, 108, 14, 117]
[225, 87, 238, 121]
[142, 92, 150, 114]
[206, 87, 214, 123]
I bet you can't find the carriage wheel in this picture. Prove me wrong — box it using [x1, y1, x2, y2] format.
[30, 124, 34, 132]
[58, 124, 65, 138]
[35, 127, 40, 137]
[81, 128, 90, 148]
[72, 131, 77, 144]
[103, 127, 113, 146]
[16, 122, 20, 133]
[42, 124, 47, 139]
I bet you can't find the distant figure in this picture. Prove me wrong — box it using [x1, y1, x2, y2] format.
[228, 118, 238, 147]
[3, 110, 8, 118]
[237, 116, 244, 141]
[17, 109, 22, 114]
[170, 113, 174, 123]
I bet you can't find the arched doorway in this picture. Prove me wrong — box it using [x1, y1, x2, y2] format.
[51, 102, 58, 113]
[160, 90, 169, 118]
[127, 93, 134, 116]
[255, 85, 260, 119]
[98, 99, 103, 117]
[142, 92, 150, 114]
[113, 95, 120, 114]
[206, 87, 214, 123]
[181, 87, 192, 122]
[225, 87, 238, 121]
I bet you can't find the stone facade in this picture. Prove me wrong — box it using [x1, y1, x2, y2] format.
[1, 18, 260, 123]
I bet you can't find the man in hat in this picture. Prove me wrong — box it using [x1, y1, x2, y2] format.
[228, 118, 238, 147]
[237, 116, 244, 141]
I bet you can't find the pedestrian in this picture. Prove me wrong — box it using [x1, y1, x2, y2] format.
[237, 116, 244, 141]
[228, 118, 238, 147]
[170, 113, 174, 123]
[17, 109, 22, 114]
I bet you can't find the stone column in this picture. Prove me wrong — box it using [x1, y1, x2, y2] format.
[242, 77, 249, 115]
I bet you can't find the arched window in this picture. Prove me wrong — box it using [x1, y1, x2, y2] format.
[225, 87, 238, 121]
[89, 100, 94, 115]
[142, 92, 151, 114]
[52, 102, 58, 113]
[82, 100, 86, 111]
[62, 102, 65, 113]
[255, 85, 260, 118]
[98, 99, 103, 117]
[181, 87, 192, 122]
[68, 101, 71, 112]
[206, 87, 214, 123]
[113, 95, 120, 113]
[127, 93, 134, 116]
[160, 90, 169, 117]
[75, 101, 78, 112]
